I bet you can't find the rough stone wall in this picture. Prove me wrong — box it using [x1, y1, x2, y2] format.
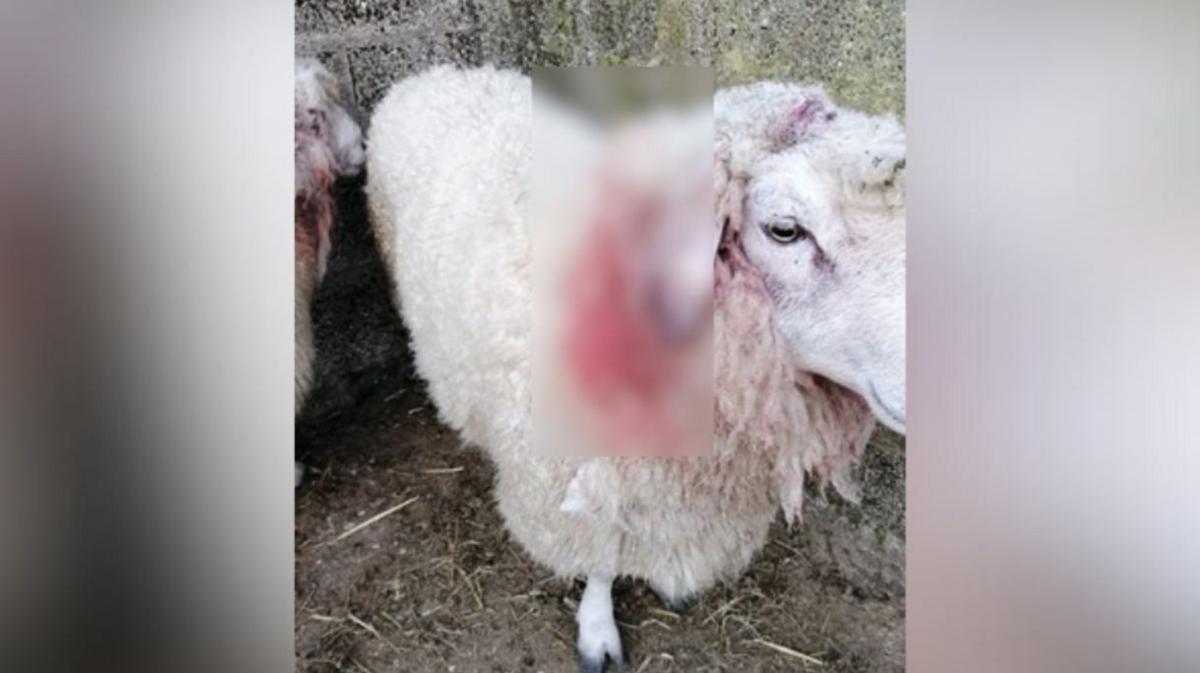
[296, 0, 905, 121]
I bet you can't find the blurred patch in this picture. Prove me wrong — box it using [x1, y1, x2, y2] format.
[531, 68, 714, 457]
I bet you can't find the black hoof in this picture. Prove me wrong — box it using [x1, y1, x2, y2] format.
[653, 589, 695, 614]
[578, 651, 630, 673]
[579, 654, 604, 673]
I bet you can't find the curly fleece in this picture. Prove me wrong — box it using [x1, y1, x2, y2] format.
[366, 66, 900, 602]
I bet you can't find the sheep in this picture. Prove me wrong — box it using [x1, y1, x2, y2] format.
[294, 58, 365, 486]
[366, 65, 905, 671]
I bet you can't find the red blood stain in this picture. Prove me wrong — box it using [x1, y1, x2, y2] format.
[295, 103, 336, 278]
[564, 225, 667, 405]
[558, 178, 708, 457]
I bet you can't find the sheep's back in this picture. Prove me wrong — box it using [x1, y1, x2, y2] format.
[366, 66, 532, 451]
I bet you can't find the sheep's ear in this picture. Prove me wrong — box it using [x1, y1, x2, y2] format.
[300, 58, 342, 105]
[863, 153, 905, 190]
[328, 105, 366, 176]
[855, 152, 904, 209]
[883, 157, 906, 205]
[769, 95, 837, 151]
[852, 115, 906, 193]
[295, 59, 330, 106]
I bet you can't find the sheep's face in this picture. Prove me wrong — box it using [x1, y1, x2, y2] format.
[295, 59, 366, 179]
[295, 59, 367, 280]
[741, 142, 906, 433]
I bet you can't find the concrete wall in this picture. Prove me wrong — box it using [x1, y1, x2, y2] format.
[297, 0, 905, 120]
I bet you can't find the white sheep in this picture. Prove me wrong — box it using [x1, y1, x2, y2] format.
[294, 58, 365, 486]
[366, 65, 905, 671]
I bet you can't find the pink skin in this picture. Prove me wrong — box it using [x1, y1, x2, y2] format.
[771, 98, 836, 149]
[294, 187, 331, 276]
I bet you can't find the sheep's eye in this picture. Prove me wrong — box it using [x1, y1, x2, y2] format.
[765, 220, 809, 244]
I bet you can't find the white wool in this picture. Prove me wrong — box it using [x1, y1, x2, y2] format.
[367, 66, 888, 601]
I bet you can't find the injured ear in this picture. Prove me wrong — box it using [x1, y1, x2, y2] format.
[769, 96, 834, 151]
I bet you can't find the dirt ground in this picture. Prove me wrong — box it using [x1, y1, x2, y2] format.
[295, 176, 906, 673]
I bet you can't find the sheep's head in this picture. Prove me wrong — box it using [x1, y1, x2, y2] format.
[716, 84, 906, 434]
[294, 59, 366, 278]
[295, 58, 366, 185]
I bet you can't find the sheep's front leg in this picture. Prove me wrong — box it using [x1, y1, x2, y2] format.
[577, 574, 624, 673]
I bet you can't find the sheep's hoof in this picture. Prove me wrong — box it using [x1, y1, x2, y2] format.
[579, 655, 604, 673]
[652, 589, 694, 615]
[577, 617, 627, 673]
[579, 651, 629, 673]
[578, 575, 624, 672]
